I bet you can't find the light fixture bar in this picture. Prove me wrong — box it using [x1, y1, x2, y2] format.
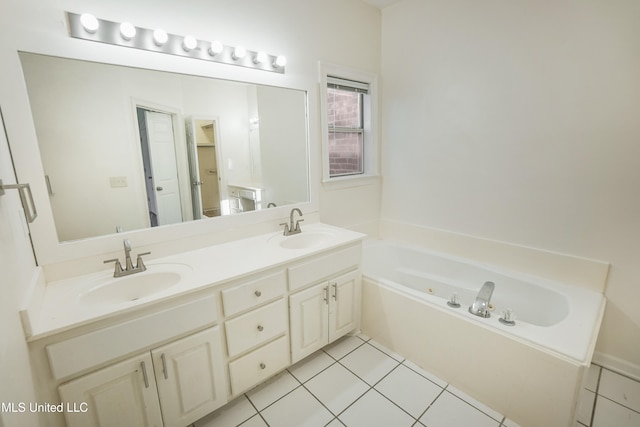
[66, 12, 286, 74]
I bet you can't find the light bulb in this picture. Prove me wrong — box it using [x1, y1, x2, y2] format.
[208, 40, 223, 56]
[80, 13, 99, 33]
[183, 35, 197, 51]
[233, 46, 246, 60]
[119, 22, 136, 40]
[254, 51, 268, 64]
[274, 55, 287, 67]
[153, 28, 168, 46]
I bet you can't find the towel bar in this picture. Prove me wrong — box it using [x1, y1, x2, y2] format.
[0, 179, 37, 223]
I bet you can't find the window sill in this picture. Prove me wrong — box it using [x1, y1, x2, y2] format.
[321, 174, 380, 190]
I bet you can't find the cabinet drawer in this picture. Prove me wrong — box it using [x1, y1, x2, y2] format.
[228, 335, 290, 395]
[222, 270, 286, 316]
[225, 299, 287, 358]
[288, 245, 361, 292]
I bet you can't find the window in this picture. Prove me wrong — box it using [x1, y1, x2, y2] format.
[320, 63, 378, 183]
[327, 77, 368, 177]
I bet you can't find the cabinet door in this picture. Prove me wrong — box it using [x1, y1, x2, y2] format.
[58, 353, 162, 427]
[152, 327, 228, 427]
[329, 270, 361, 342]
[289, 283, 330, 363]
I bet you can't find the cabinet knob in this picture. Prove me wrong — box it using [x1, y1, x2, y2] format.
[259, 363, 266, 370]
[257, 325, 264, 332]
[254, 290, 262, 297]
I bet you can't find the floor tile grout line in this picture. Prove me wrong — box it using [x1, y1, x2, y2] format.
[596, 394, 640, 416]
[442, 387, 505, 423]
[365, 362, 428, 422]
[588, 365, 603, 427]
[368, 386, 423, 423]
[335, 350, 402, 389]
[246, 347, 500, 427]
[287, 355, 338, 386]
[591, 364, 640, 418]
[306, 379, 371, 420]
[323, 338, 367, 362]
[246, 380, 303, 415]
[399, 361, 513, 425]
[400, 359, 448, 389]
[328, 341, 497, 425]
[598, 363, 640, 385]
[414, 385, 448, 423]
[244, 392, 272, 427]
[289, 349, 373, 422]
[304, 358, 415, 423]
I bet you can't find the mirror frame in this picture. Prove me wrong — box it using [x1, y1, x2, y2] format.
[4, 42, 318, 267]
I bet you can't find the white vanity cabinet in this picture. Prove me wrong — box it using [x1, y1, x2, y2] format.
[59, 327, 227, 427]
[288, 246, 362, 363]
[26, 227, 364, 427]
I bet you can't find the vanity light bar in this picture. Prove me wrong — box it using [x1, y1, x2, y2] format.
[66, 12, 286, 74]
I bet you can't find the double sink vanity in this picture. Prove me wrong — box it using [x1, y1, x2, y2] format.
[22, 222, 364, 427]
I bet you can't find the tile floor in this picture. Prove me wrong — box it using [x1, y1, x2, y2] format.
[194, 334, 640, 427]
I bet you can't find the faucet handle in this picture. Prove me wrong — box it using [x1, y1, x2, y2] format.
[279, 222, 290, 235]
[135, 252, 151, 271]
[294, 218, 304, 232]
[103, 258, 124, 277]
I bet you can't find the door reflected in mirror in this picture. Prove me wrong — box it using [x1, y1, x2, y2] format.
[19, 52, 309, 242]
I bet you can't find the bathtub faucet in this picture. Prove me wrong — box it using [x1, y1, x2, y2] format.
[469, 281, 495, 318]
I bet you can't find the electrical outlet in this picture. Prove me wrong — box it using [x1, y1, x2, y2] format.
[109, 176, 128, 188]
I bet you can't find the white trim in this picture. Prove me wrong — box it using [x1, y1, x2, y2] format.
[318, 61, 379, 185]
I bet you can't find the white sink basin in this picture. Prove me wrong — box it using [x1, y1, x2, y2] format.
[79, 263, 193, 306]
[272, 231, 337, 250]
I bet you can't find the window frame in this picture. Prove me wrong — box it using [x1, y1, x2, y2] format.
[319, 62, 379, 186]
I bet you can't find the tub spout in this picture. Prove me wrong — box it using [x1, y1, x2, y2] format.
[469, 281, 495, 318]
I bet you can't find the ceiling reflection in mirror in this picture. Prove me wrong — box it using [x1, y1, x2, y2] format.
[19, 53, 309, 242]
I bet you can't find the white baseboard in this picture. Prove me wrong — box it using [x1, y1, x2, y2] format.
[593, 351, 640, 382]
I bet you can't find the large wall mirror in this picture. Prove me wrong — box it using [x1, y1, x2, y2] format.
[19, 52, 309, 243]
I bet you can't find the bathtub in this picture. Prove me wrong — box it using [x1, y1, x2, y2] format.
[361, 240, 606, 427]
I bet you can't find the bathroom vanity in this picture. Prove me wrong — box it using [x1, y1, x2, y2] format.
[22, 223, 364, 427]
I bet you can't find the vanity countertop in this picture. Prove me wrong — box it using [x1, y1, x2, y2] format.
[22, 222, 365, 341]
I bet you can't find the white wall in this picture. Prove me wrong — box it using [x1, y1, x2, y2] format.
[381, 0, 640, 372]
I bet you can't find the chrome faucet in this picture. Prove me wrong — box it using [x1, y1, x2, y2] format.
[103, 239, 151, 278]
[469, 281, 495, 318]
[280, 208, 303, 236]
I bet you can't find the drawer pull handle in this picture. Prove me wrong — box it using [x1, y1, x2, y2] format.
[332, 283, 338, 300]
[257, 325, 264, 332]
[255, 290, 262, 297]
[324, 285, 329, 304]
[140, 361, 149, 388]
[161, 353, 168, 380]
[259, 363, 266, 370]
